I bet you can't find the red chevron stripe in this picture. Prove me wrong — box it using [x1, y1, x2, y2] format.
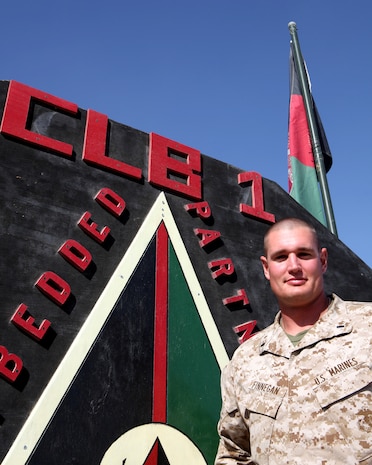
[152, 222, 168, 423]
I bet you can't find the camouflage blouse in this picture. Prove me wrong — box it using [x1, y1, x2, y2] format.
[215, 294, 372, 465]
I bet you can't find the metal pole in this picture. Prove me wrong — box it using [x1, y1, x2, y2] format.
[288, 21, 338, 236]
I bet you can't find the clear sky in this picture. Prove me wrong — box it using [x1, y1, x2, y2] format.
[2, 1, 372, 267]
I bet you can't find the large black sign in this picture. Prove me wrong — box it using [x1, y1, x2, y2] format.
[0, 80, 371, 464]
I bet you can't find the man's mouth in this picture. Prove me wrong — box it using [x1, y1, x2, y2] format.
[286, 277, 307, 286]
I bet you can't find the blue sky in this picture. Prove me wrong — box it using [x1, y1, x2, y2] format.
[2, 1, 372, 267]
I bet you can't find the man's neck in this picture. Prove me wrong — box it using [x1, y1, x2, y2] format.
[279, 292, 330, 335]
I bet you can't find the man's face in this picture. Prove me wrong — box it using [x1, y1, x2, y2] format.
[260, 226, 328, 309]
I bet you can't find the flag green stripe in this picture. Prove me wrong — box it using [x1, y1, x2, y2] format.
[289, 156, 326, 225]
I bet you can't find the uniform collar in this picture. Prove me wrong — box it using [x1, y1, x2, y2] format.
[259, 294, 353, 357]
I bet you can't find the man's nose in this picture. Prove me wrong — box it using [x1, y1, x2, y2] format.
[287, 253, 301, 271]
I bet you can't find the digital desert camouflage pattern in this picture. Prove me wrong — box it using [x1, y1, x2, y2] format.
[215, 294, 372, 465]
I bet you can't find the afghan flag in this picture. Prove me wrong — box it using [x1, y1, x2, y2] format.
[287, 43, 332, 225]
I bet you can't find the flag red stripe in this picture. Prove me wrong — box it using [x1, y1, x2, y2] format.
[288, 94, 314, 168]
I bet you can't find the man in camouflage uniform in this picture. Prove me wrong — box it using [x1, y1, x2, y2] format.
[215, 218, 371, 465]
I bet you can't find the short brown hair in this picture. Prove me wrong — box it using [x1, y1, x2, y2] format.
[263, 218, 320, 255]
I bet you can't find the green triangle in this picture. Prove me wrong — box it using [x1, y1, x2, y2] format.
[167, 242, 221, 463]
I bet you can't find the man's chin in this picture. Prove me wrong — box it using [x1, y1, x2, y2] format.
[280, 289, 312, 306]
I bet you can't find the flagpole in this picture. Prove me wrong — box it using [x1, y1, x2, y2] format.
[288, 21, 338, 236]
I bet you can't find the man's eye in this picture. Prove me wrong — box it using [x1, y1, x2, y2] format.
[274, 255, 287, 261]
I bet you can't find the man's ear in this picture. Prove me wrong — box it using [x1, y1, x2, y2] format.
[260, 256, 270, 280]
[320, 247, 328, 273]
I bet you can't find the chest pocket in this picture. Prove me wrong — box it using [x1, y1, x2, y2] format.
[238, 383, 286, 419]
[313, 362, 371, 409]
[235, 383, 286, 459]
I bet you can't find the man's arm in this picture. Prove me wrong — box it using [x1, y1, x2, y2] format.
[214, 364, 258, 465]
